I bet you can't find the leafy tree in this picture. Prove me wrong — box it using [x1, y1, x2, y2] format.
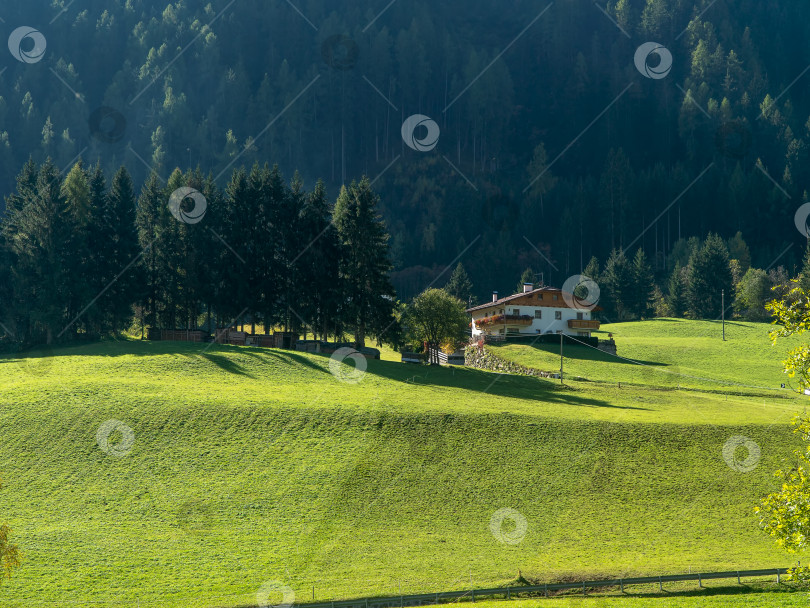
[0, 479, 20, 583]
[799, 245, 810, 294]
[445, 262, 475, 306]
[734, 267, 771, 320]
[666, 262, 686, 317]
[727, 231, 751, 274]
[403, 288, 468, 364]
[333, 177, 396, 348]
[757, 414, 810, 582]
[686, 233, 732, 319]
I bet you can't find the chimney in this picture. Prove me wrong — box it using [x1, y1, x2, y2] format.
[492, 291, 499, 302]
[523, 282, 533, 293]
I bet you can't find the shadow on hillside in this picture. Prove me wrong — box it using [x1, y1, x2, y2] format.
[4, 339, 641, 410]
[499, 342, 665, 367]
[600, 582, 800, 601]
[196, 352, 255, 377]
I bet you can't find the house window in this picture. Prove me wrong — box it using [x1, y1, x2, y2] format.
[555, 311, 562, 320]
[552, 294, 558, 300]
[577, 312, 583, 320]
[513, 308, 519, 315]
[534, 310, 542, 319]
[538, 293, 543, 300]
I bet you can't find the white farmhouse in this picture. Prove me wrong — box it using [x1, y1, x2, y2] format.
[466, 283, 601, 338]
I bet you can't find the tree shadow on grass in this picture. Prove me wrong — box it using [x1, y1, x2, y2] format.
[497, 342, 666, 367]
[196, 352, 255, 377]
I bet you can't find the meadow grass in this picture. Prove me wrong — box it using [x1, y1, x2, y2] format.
[0, 321, 806, 606]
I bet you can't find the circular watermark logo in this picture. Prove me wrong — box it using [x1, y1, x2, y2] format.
[89, 106, 127, 144]
[401, 114, 440, 152]
[169, 187, 207, 224]
[561, 275, 600, 311]
[489, 507, 528, 545]
[256, 581, 295, 608]
[634, 42, 672, 79]
[328, 347, 367, 384]
[321, 34, 358, 70]
[722, 435, 760, 473]
[96, 419, 135, 457]
[794, 203, 810, 238]
[714, 120, 752, 159]
[8, 27, 46, 64]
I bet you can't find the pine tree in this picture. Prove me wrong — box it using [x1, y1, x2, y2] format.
[104, 166, 141, 333]
[601, 249, 633, 320]
[631, 248, 655, 319]
[516, 267, 535, 293]
[297, 179, 340, 340]
[666, 262, 686, 317]
[333, 177, 396, 348]
[445, 262, 474, 306]
[686, 233, 733, 319]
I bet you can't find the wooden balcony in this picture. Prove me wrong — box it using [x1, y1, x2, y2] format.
[568, 319, 600, 330]
[475, 314, 533, 328]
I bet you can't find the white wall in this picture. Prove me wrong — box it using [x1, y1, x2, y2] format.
[470, 305, 592, 337]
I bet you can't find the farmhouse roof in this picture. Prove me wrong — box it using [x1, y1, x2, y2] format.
[465, 286, 602, 313]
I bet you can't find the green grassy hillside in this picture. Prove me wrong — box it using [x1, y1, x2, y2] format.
[488, 318, 801, 394]
[0, 324, 807, 607]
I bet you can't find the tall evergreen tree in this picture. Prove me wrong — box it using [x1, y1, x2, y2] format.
[600, 249, 633, 320]
[686, 233, 733, 319]
[333, 177, 396, 347]
[666, 261, 686, 317]
[445, 262, 475, 305]
[630, 248, 655, 318]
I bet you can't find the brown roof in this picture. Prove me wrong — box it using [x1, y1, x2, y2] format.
[466, 286, 602, 313]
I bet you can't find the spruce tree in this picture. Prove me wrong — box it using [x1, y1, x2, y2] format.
[445, 262, 475, 306]
[333, 177, 396, 348]
[666, 262, 686, 317]
[601, 249, 633, 320]
[686, 233, 733, 319]
[631, 248, 655, 319]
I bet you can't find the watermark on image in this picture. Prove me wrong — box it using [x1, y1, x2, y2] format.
[561, 275, 600, 311]
[489, 507, 528, 545]
[256, 580, 295, 608]
[89, 106, 127, 144]
[8, 26, 46, 64]
[401, 114, 440, 152]
[96, 419, 135, 457]
[169, 187, 207, 224]
[634, 42, 672, 79]
[794, 202, 810, 237]
[321, 34, 358, 70]
[722, 435, 760, 473]
[328, 347, 367, 384]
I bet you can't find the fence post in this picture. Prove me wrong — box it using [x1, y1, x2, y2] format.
[582, 581, 586, 596]
[506, 587, 510, 600]
[777, 571, 781, 584]
[658, 576, 662, 592]
[737, 571, 740, 584]
[620, 579, 624, 594]
[544, 584, 548, 598]
[698, 573, 703, 588]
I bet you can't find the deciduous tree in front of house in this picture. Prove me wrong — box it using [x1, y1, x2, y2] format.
[403, 288, 468, 364]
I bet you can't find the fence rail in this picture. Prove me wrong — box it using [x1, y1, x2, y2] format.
[285, 568, 789, 608]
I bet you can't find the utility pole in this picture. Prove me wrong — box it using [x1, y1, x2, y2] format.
[721, 289, 725, 341]
[560, 332, 564, 384]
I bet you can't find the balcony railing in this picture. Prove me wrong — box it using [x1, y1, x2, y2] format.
[475, 314, 533, 328]
[568, 319, 600, 330]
